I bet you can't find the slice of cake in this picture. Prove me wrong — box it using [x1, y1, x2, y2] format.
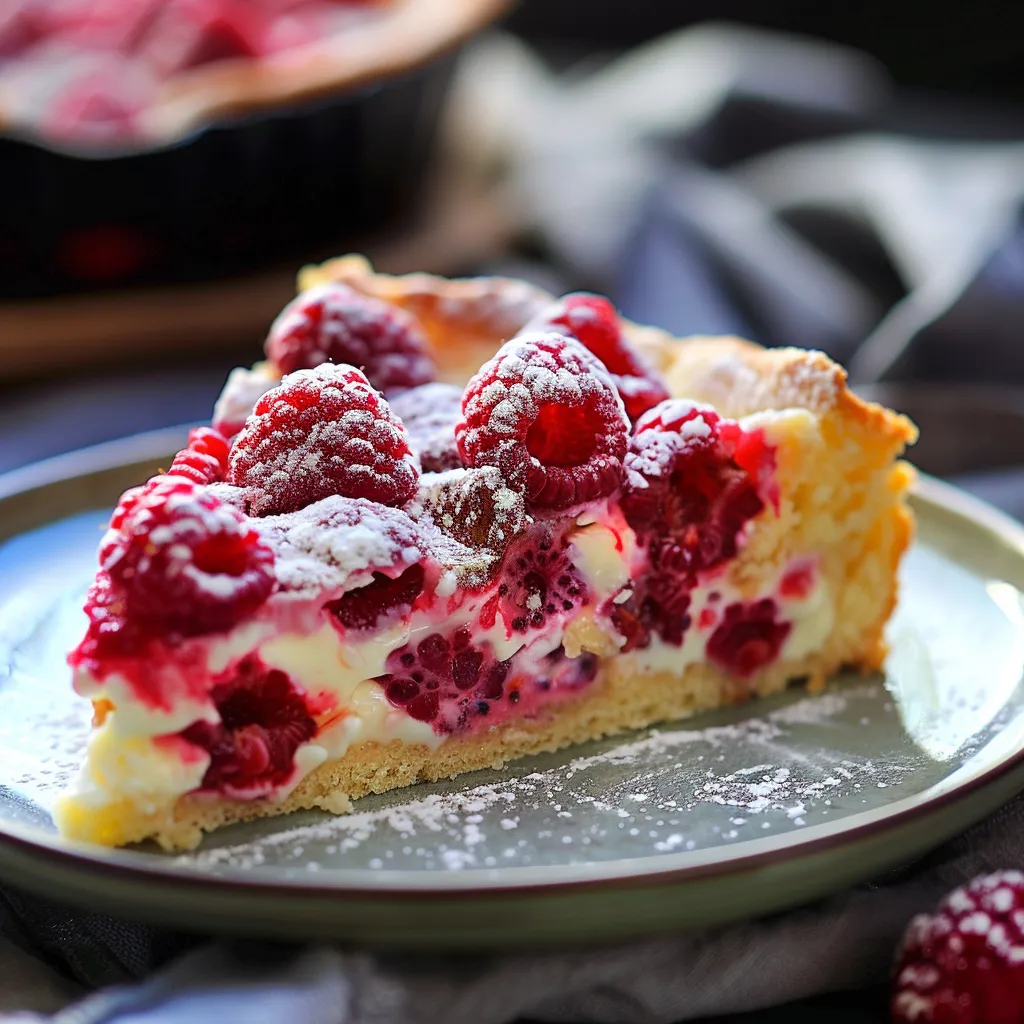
[55, 255, 916, 850]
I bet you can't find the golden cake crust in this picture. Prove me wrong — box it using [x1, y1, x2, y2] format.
[59, 255, 917, 850]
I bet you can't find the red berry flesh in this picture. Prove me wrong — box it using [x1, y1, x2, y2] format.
[496, 524, 588, 634]
[264, 282, 436, 395]
[526, 294, 669, 423]
[388, 382, 463, 472]
[228, 363, 419, 516]
[379, 627, 514, 732]
[892, 870, 1024, 1024]
[181, 657, 316, 798]
[705, 599, 790, 677]
[616, 399, 774, 649]
[327, 563, 426, 632]
[168, 427, 231, 486]
[455, 332, 629, 510]
[101, 477, 275, 636]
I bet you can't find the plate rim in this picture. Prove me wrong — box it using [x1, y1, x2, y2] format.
[0, 433, 1022, 901]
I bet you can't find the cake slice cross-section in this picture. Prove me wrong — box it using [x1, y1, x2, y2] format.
[55, 256, 917, 849]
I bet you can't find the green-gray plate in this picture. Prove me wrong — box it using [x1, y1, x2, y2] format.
[0, 427, 1022, 948]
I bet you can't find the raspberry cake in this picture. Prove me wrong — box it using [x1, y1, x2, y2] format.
[0, 0, 506, 147]
[55, 255, 917, 849]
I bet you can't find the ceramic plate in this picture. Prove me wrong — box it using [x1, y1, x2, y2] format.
[0, 427, 1022, 948]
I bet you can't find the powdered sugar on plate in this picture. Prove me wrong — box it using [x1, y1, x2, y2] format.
[176, 682, 934, 875]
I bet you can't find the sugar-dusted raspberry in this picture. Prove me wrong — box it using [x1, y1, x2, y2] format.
[101, 476, 275, 635]
[525, 294, 670, 423]
[455, 332, 629, 510]
[624, 400, 769, 576]
[228, 364, 419, 516]
[616, 400, 773, 649]
[494, 523, 588, 634]
[706, 599, 790, 677]
[181, 656, 316, 798]
[264, 282, 436, 394]
[892, 870, 1024, 1024]
[168, 427, 231, 486]
[389, 382, 463, 472]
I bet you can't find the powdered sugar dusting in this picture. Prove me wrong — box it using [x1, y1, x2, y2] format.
[176, 682, 933, 875]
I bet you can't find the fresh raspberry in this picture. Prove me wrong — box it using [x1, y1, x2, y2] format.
[455, 332, 629, 510]
[525, 294, 669, 423]
[181, 657, 316, 798]
[617, 400, 773, 649]
[624, 401, 769, 573]
[389, 383, 462, 472]
[101, 477, 275, 635]
[327, 563, 425, 632]
[891, 870, 1024, 1024]
[168, 427, 231, 486]
[264, 282, 436, 395]
[228, 364, 419, 516]
[68, 571, 143, 670]
[495, 524, 588, 634]
[706, 599, 790, 677]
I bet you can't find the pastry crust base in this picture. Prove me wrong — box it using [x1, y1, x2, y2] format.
[57, 255, 916, 850]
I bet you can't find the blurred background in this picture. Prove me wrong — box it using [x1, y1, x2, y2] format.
[2, 0, 1024, 509]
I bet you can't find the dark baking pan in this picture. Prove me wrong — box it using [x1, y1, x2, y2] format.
[0, 51, 456, 299]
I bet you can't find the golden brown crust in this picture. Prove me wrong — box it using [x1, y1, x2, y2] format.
[3, 0, 507, 146]
[300, 253, 555, 384]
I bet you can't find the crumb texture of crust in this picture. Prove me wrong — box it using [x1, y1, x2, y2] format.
[59, 256, 917, 851]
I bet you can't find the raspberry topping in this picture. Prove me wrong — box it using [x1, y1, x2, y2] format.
[264, 282, 436, 394]
[181, 657, 316, 798]
[327, 564, 426, 632]
[388, 382, 463, 472]
[706, 599, 790, 678]
[168, 427, 231, 486]
[616, 400, 774, 650]
[496, 524, 588, 634]
[415, 467, 527, 555]
[526, 294, 669, 423]
[228, 364, 419, 516]
[892, 870, 1024, 1024]
[100, 477, 275, 636]
[455, 332, 629, 510]
[257, 495, 427, 597]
